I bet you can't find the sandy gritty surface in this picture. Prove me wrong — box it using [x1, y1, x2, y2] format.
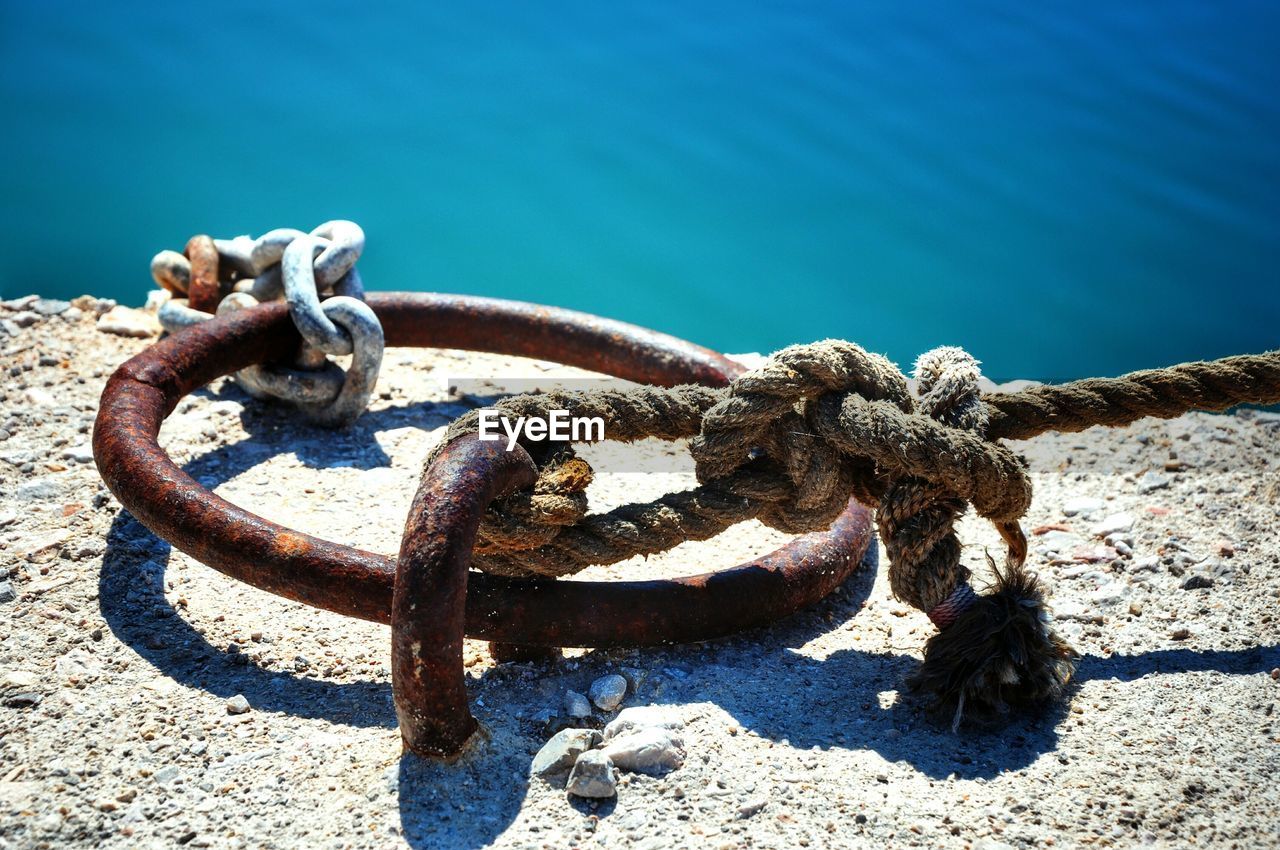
[2, 297, 1279, 849]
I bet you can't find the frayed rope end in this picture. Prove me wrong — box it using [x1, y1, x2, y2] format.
[910, 557, 1077, 732]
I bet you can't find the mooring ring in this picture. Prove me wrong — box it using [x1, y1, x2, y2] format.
[93, 293, 874, 755]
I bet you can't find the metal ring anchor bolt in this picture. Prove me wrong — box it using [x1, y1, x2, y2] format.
[93, 293, 875, 759]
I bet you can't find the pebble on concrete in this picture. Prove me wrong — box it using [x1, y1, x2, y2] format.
[602, 705, 683, 741]
[566, 750, 618, 798]
[1091, 512, 1136, 538]
[601, 727, 686, 776]
[96, 305, 160, 338]
[588, 674, 628, 712]
[1062, 496, 1105, 517]
[530, 728, 602, 778]
[563, 690, 592, 719]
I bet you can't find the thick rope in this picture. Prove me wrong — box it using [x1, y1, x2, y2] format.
[878, 347, 992, 613]
[984, 352, 1280, 440]
[440, 346, 1280, 581]
[435, 343, 1279, 723]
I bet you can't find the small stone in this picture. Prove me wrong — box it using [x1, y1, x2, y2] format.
[1, 670, 41, 707]
[588, 674, 628, 712]
[73, 295, 116, 315]
[31, 298, 71, 316]
[1104, 532, 1134, 548]
[62, 444, 94, 464]
[1181, 575, 1214, 590]
[55, 648, 100, 683]
[1072, 545, 1118, 564]
[566, 750, 617, 798]
[0, 581, 15, 604]
[152, 765, 182, 785]
[1, 294, 38, 310]
[1171, 627, 1191, 640]
[530, 728, 601, 777]
[528, 707, 557, 728]
[1, 670, 39, 692]
[1087, 581, 1131, 606]
[97, 305, 160, 338]
[11, 311, 40, 328]
[1091, 512, 1136, 538]
[1052, 599, 1104, 624]
[1131, 555, 1160, 573]
[69, 539, 105, 561]
[225, 694, 251, 715]
[563, 690, 592, 719]
[1128, 600, 1143, 616]
[17, 530, 69, 562]
[737, 797, 768, 818]
[1039, 530, 1081, 553]
[1062, 496, 1105, 517]
[601, 727, 686, 775]
[603, 705, 683, 741]
[24, 387, 55, 407]
[1137, 471, 1171, 494]
[143, 289, 172, 312]
[1270, 668, 1279, 681]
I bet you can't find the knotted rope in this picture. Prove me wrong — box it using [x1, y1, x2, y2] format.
[434, 342, 1280, 724]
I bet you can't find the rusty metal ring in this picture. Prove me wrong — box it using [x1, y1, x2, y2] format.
[93, 293, 874, 756]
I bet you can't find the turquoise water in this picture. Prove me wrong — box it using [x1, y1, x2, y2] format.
[2, 2, 1277, 381]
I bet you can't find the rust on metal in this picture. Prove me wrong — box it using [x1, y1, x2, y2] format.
[184, 234, 222, 313]
[93, 292, 875, 757]
[394, 435, 537, 757]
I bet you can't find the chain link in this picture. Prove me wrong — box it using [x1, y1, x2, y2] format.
[151, 220, 383, 426]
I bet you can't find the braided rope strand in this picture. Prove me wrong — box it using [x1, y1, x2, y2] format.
[985, 352, 1280, 440]
[434, 341, 1279, 724]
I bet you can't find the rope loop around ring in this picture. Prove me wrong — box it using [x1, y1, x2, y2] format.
[435, 341, 1033, 592]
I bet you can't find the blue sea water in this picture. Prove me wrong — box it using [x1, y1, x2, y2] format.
[2, 1, 1277, 381]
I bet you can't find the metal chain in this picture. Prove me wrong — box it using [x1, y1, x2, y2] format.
[151, 220, 384, 426]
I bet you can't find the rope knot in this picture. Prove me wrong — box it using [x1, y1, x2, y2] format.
[690, 341, 1072, 726]
[689, 342, 1031, 573]
[690, 340, 913, 533]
